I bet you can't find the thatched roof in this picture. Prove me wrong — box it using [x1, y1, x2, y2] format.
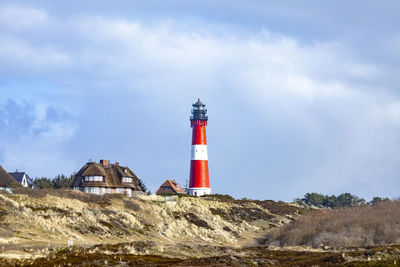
[72, 161, 142, 190]
[156, 180, 186, 195]
[116, 166, 134, 178]
[82, 164, 106, 177]
[0, 165, 22, 188]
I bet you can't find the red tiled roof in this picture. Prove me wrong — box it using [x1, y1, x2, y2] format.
[156, 179, 186, 195]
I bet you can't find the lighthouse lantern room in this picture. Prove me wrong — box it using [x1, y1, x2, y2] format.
[188, 99, 211, 196]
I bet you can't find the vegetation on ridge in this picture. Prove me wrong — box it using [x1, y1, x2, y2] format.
[295, 192, 390, 208]
[264, 199, 400, 248]
[33, 174, 74, 189]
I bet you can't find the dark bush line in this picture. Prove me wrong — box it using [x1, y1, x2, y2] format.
[33, 174, 74, 189]
[295, 192, 390, 208]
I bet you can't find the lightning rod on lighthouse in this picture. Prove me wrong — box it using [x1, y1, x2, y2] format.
[188, 99, 211, 196]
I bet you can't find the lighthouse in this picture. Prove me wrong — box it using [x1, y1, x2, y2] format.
[188, 99, 211, 196]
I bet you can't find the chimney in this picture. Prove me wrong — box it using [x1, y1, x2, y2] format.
[100, 159, 109, 167]
[115, 162, 120, 166]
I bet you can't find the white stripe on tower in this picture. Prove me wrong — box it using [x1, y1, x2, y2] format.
[191, 145, 208, 160]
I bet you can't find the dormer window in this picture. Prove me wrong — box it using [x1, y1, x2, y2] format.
[84, 176, 104, 182]
[122, 177, 133, 183]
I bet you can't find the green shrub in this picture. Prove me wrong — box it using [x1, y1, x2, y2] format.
[34, 174, 75, 189]
[301, 192, 366, 208]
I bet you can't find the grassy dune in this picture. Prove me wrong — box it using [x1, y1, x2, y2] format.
[0, 190, 298, 260]
[264, 200, 400, 248]
[3, 190, 400, 266]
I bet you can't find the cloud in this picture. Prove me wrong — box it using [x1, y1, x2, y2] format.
[0, 5, 48, 30]
[0, 6, 399, 200]
[0, 37, 71, 73]
[0, 99, 77, 177]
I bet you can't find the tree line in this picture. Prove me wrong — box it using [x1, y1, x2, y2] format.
[295, 192, 390, 208]
[34, 174, 75, 189]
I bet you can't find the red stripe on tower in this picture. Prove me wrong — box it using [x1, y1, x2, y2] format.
[188, 98, 211, 196]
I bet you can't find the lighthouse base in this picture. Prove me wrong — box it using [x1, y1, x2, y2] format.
[187, 187, 211, 197]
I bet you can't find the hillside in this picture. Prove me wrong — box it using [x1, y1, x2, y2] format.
[0, 190, 299, 262]
[4, 191, 400, 266]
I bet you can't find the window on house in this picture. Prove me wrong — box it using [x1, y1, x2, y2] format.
[116, 188, 123, 194]
[90, 187, 100, 195]
[85, 176, 104, 182]
[122, 177, 133, 183]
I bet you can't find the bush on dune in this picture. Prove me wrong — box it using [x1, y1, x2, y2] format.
[264, 200, 400, 248]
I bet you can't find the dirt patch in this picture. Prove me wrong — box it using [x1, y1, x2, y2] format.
[210, 207, 274, 223]
[250, 200, 304, 216]
[123, 199, 140, 211]
[174, 212, 213, 230]
[25, 205, 71, 216]
[0, 208, 8, 220]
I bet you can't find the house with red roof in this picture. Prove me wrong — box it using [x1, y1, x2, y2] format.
[156, 179, 187, 195]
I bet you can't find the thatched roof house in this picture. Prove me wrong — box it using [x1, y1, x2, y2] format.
[156, 180, 186, 195]
[0, 165, 21, 191]
[72, 160, 144, 197]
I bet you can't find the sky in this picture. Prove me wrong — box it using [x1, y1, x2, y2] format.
[1, 1, 400, 201]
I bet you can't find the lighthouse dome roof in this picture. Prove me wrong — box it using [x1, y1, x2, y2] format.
[193, 98, 205, 107]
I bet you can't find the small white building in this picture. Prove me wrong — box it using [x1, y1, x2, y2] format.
[8, 171, 37, 189]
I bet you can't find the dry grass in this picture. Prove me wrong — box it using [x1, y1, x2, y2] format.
[123, 199, 141, 211]
[204, 194, 305, 216]
[10, 187, 124, 205]
[264, 200, 400, 248]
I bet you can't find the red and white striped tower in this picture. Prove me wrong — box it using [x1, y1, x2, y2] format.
[188, 99, 211, 196]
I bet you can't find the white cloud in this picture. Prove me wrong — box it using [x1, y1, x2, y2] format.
[65, 18, 380, 102]
[0, 5, 48, 30]
[0, 37, 71, 72]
